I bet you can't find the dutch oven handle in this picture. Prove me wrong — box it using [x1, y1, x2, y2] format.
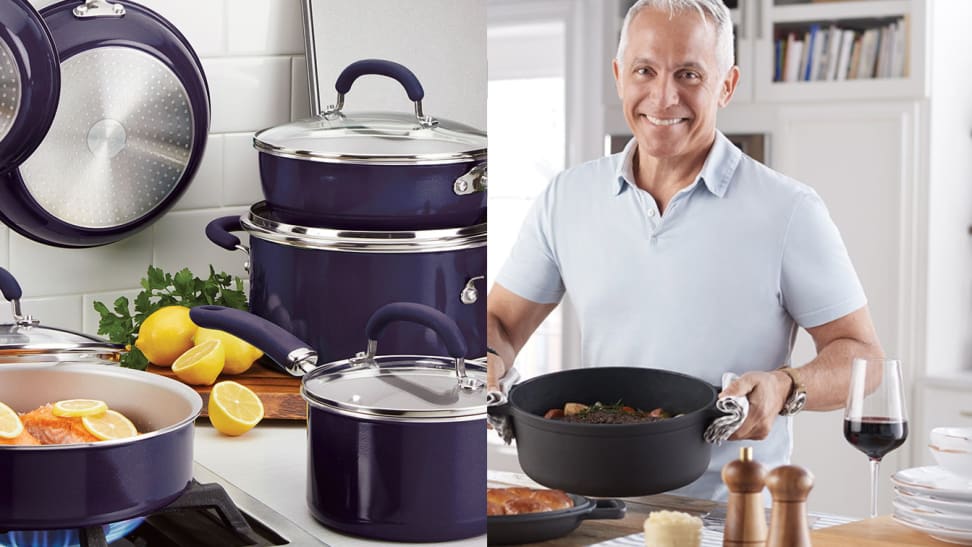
[364, 302, 481, 389]
[189, 305, 316, 377]
[329, 59, 433, 125]
[583, 499, 627, 521]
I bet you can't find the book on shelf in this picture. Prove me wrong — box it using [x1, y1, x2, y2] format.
[773, 17, 906, 83]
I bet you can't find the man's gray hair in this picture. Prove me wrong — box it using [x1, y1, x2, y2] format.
[615, 0, 735, 77]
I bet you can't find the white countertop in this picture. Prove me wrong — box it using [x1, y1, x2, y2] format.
[193, 420, 486, 546]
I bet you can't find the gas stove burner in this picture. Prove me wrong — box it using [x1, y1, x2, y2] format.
[0, 518, 143, 547]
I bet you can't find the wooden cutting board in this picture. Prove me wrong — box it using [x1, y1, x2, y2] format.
[811, 515, 958, 546]
[147, 358, 306, 420]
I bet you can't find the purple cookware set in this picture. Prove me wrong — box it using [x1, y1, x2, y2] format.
[204, 58, 488, 541]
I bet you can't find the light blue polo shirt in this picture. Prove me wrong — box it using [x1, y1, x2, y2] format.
[497, 131, 866, 501]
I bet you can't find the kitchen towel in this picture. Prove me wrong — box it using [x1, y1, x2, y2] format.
[703, 372, 749, 444]
[487, 367, 520, 445]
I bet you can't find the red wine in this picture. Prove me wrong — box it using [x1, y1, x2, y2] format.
[844, 417, 908, 459]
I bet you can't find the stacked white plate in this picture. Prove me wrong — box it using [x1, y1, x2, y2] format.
[891, 466, 972, 545]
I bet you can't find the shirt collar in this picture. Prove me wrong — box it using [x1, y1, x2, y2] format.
[613, 130, 742, 198]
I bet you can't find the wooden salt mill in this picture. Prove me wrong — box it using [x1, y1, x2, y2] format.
[765, 465, 814, 547]
[722, 446, 768, 547]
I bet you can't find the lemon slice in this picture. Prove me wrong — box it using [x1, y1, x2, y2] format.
[209, 380, 264, 436]
[82, 409, 138, 441]
[171, 339, 225, 385]
[51, 399, 109, 418]
[193, 328, 263, 375]
[0, 401, 24, 439]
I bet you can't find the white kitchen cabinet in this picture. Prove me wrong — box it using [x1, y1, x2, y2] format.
[912, 378, 972, 468]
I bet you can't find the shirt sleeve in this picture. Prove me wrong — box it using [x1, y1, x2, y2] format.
[494, 178, 566, 305]
[780, 190, 867, 328]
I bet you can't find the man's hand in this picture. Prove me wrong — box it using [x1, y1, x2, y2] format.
[486, 352, 507, 392]
[719, 370, 792, 440]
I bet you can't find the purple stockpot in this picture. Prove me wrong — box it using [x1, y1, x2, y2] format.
[0, 0, 210, 248]
[0, 0, 60, 174]
[190, 303, 486, 542]
[0, 363, 202, 530]
[205, 203, 486, 367]
[253, 59, 486, 230]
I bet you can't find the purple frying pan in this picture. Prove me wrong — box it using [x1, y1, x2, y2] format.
[0, 0, 210, 248]
[0, 0, 60, 174]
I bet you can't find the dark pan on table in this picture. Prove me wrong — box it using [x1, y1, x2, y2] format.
[487, 493, 626, 545]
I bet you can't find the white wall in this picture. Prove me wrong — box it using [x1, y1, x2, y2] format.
[3, 0, 485, 338]
[311, 0, 487, 129]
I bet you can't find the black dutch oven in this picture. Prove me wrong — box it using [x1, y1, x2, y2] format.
[487, 495, 626, 545]
[253, 58, 487, 230]
[489, 367, 730, 497]
[190, 302, 486, 542]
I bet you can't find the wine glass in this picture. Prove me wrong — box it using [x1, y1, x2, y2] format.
[843, 358, 909, 518]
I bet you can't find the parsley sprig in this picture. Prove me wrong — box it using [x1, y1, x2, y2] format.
[93, 265, 248, 370]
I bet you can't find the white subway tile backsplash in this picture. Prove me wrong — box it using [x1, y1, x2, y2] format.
[151, 208, 250, 282]
[8, 230, 154, 298]
[82, 289, 142, 338]
[227, 0, 304, 56]
[292, 56, 311, 120]
[222, 134, 264, 207]
[0, 227, 8, 269]
[137, 0, 227, 57]
[3, 295, 84, 334]
[203, 57, 294, 133]
[173, 134, 224, 211]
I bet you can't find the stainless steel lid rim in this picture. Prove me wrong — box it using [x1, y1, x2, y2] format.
[243, 207, 486, 253]
[301, 355, 486, 420]
[253, 139, 487, 166]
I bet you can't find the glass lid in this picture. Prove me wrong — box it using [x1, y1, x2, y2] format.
[0, 322, 125, 360]
[302, 356, 486, 421]
[253, 111, 486, 165]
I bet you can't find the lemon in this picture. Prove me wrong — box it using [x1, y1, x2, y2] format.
[208, 380, 264, 436]
[171, 339, 225, 385]
[52, 399, 108, 418]
[193, 328, 263, 375]
[135, 306, 198, 367]
[0, 401, 24, 439]
[82, 409, 139, 440]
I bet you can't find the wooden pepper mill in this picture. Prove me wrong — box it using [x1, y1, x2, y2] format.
[721, 446, 768, 547]
[765, 465, 814, 547]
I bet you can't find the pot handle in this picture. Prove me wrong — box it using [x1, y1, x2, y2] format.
[581, 499, 627, 521]
[703, 374, 750, 444]
[328, 59, 433, 126]
[189, 305, 316, 377]
[363, 302, 481, 390]
[0, 267, 22, 302]
[0, 267, 36, 326]
[205, 216, 248, 253]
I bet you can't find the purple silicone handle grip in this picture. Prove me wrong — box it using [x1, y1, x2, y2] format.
[190, 305, 314, 370]
[334, 59, 425, 102]
[205, 216, 243, 251]
[0, 267, 22, 302]
[365, 302, 467, 359]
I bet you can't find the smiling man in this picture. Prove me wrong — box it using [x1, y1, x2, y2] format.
[486, 0, 885, 501]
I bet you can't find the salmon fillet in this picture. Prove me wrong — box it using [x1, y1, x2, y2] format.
[20, 404, 100, 445]
[0, 426, 41, 446]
